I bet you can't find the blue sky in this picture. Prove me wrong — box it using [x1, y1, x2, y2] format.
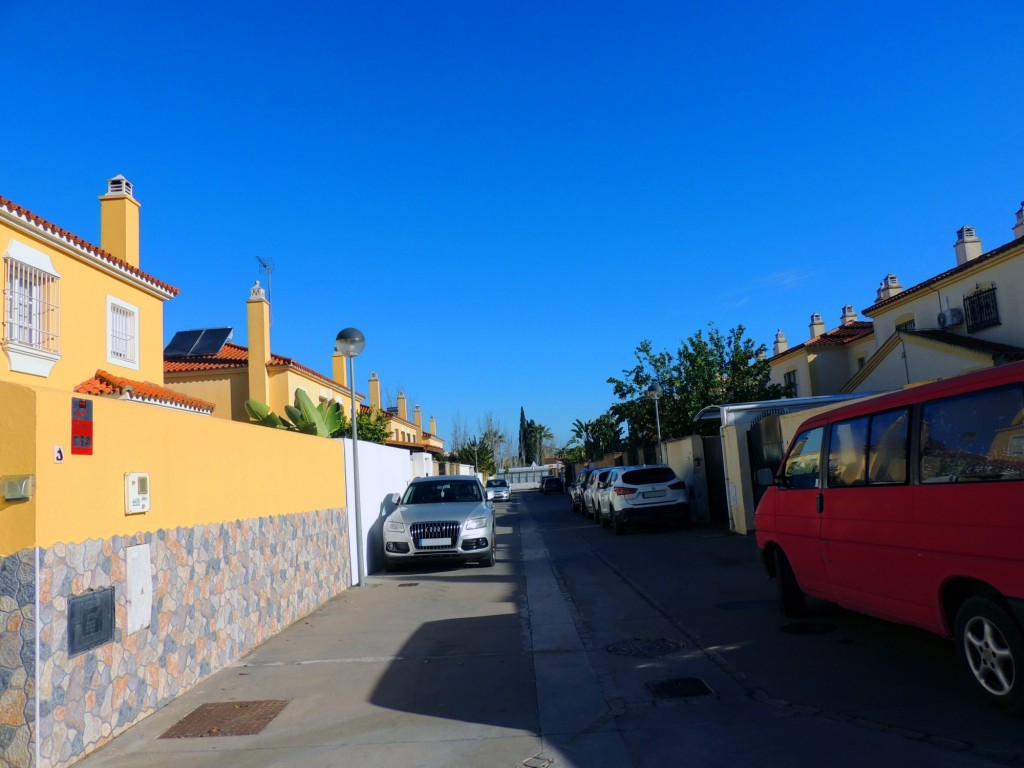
[4, 1, 1023, 450]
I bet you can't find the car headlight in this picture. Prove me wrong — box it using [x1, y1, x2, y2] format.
[385, 520, 406, 533]
[465, 517, 487, 531]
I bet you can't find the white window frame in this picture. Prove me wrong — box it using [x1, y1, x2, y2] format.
[3, 240, 61, 376]
[106, 295, 140, 370]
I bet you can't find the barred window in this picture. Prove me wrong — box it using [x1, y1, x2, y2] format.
[964, 286, 1000, 333]
[106, 296, 139, 369]
[4, 255, 60, 353]
[783, 370, 798, 397]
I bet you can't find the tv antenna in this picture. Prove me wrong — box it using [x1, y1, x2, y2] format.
[256, 256, 274, 326]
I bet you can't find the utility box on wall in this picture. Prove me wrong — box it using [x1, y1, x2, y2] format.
[124, 472, 150, 514]
[68, 588, 115, 656]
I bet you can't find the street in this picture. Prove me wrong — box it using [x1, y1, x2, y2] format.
[75, 489, 1022, 768]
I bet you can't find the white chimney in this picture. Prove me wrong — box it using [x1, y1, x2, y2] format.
[1014, 202, 1024, 241]
[954, 226, 982, 265]
[809, 313, 825, 340]
[876, 273, 903, 302]
[841, 304, 857, 325]
[773, 330, 788, 355]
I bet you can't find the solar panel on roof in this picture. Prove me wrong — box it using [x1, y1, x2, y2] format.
[164, 327, 233, 358]
[190, 327, 233, 356]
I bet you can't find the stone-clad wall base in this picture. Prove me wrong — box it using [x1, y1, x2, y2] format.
[34, 508, 349, 768]
[0, 550, 35, 768]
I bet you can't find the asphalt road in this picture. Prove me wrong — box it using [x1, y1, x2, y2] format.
[528, 488, 1024, 765]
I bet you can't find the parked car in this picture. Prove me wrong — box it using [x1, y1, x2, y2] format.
[570, 469, 595, 513]
[485, 478, 512, 502]
[583, 468, 613, 521]
[383, 475, 496, 570]
[604, 465, 689, 533]
[540, 476, 564, 494]
[754, 361, 1024, 714]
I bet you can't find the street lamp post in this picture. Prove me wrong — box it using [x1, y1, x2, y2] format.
[335, 327, 366, 587]
[646, 381, 663, 464]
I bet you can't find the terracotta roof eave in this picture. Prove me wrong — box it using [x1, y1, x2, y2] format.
[75, 369, 215, 413]
[903, 329, 1024, 358]
[0, 196, 179, 297]
[863, 235, 1024, 316]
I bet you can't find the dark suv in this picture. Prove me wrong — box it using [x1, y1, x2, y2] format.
[540, 476, 564, 495]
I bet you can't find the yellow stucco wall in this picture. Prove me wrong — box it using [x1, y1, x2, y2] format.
[1, 227, 168, 390]
[0, 381, 346, 554]
[0, 383, 38, 553]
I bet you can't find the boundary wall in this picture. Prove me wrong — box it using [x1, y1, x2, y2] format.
[0, 382, 348, 768]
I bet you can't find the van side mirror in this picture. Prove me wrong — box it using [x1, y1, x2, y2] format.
[755, 468, 776, 487]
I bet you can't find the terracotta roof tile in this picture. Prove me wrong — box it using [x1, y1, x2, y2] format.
[770, 321, 874, 360]
[863, 235, 1024, 315]
[75, 370, 215, 413]
[165, 342, 362, 398]
[0, 194, 179, 296]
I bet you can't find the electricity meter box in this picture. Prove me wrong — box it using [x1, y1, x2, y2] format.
[124, 472, 150, 514]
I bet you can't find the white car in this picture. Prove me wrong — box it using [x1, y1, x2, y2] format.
[383, 475, 496, 570]
[485, 478, 512, 502]
[605, 465, 690, 535]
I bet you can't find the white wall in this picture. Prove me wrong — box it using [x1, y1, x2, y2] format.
[341, 438, 412, 579]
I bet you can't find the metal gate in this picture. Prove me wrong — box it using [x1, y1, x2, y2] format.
[701, 435, 729, 528]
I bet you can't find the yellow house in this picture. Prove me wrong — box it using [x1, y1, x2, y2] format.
[770, 200, 1024, 396]
[1, 176, 178, 391]
[164, 281, 364, 421]
[367, 371, 446, 456]
[0, 179, 349, 768]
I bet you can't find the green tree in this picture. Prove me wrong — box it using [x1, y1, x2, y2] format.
[566, 414, 623, 461]
[349, 408, 391, 444]
[608, 324, 785, 444]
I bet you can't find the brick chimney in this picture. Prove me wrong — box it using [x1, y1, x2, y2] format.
[876, 273, 903, 302]
[808, 313, 825, 339]
[773, 330, 788, 355]
[99, 175, 141, 268]
[954, 226, 982, 265]
[246, 281, 271, 405]
[1014, 202, 1024, 240]
[397, 390, 408, 420]
[841, 304, 857, 325]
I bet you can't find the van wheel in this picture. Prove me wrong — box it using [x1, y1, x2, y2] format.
[955, 597, 1024, 714]
[773, 549, 805, 617]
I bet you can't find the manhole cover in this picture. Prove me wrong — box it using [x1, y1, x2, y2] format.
[607, 638, 684, 658]
[780, 621, 839, 636]
[646, 677, 713, 699]
[160, 700, 290, 738]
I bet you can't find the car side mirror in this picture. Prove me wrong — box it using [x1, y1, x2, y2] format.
[388, 492, 401, 505]
[755, 468, 776, 487]
[486, 489, 495, 500]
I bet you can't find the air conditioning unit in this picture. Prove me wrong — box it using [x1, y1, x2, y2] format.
[937, 308, 964, 328]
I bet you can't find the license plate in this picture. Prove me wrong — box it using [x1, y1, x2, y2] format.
[642, 490, 666, 499]
[421, 538, 452, 547]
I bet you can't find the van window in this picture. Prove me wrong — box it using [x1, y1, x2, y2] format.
[867, 409, 909, 484]
[828, 417, 868, 487]
[782, 427, 823, 489]
[920, 385, 1024, 483]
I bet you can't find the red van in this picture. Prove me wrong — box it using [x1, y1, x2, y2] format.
[755, 361, 1024, 713]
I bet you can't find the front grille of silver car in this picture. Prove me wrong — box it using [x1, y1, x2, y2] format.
[409, 521, 461, 550]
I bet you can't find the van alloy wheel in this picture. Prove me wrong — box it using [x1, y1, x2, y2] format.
[956, 597, 1024, 714]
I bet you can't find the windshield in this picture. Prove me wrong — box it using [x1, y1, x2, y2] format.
[403, 480, 482, 504]
[486, 480, 508, 488]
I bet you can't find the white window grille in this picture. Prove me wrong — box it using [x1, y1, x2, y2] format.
[106, 296, 139, 369]
[4, 256, 60, 353]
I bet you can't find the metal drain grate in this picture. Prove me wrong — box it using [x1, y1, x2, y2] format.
[160, 700, 290, 738]
[607, 638, 684, 658]
[780, 621, 839, 635]
[646, 677, 713, 699]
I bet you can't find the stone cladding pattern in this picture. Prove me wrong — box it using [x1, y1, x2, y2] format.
[21, 507, 347, 768]
[0, 550, 35, 768]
